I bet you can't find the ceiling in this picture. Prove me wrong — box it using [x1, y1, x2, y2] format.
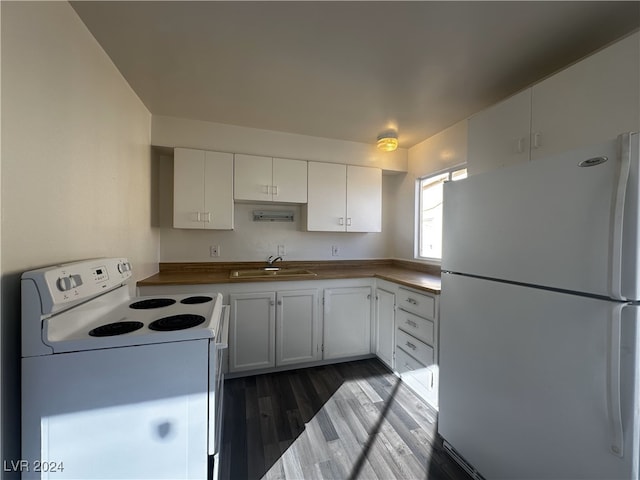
[70, 1, 639, 149]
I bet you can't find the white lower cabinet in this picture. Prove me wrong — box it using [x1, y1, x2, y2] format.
[375, 287, 395, 369]
[373, 279, 440, 409]
[323, 286, 373, 360]
[395, 286, 439, 409]
[229, 292, 276, 373]
[139, 277, 440, 409]
[229, 289, 320, 373]
[276, 289, 321, 366]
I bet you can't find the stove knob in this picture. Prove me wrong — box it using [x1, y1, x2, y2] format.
[56, 276, 73, 292]
[118, 262, 130, 274]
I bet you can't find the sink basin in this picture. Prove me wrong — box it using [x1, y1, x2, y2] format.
[230, 268, 317, 279]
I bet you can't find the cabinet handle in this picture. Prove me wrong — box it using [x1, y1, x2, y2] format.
[532, 132, 542, 149]
[272, 185, 278, 196]
[338, 217, 345, 225]
[263, 185, 270, 194]
[406, 319, 418, 328]
[406, 341, 417, 351]
[269, 300, 275, 306]
[406, 298, 418, 305]
[516, 137, 525, 154]
[277, 300, 282, 306]
[346, 217, 352, 226]
[202, 212, 211, 223]
[191, 212, 201, 222]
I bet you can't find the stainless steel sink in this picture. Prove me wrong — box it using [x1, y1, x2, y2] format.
[229, 267, 317, 279]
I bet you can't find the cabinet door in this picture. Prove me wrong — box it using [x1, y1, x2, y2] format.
[276, 289, 319, 366]
[272, 158, 307, 203]
[323, 287, 372, 359]
[173, 148, 205, 229]
[229, 292, 275, 372]
[531, 32, 640, 160]
[234, 154, 272, 202]
[375, 288, 395, 369]
[346, 166, 382, 232]
[467, 89, 532, 176]
[306, 162, 347, 231]
[204, 151, 234, 229]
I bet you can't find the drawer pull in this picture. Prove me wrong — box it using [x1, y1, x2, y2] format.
[406, 298, 418, 305]
[406, 319, 418, 328]
[406, 341, 417, 351]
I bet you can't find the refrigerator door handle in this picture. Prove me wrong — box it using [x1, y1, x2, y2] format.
[609, 132, 631, 301]
[607, 303, 625, 457]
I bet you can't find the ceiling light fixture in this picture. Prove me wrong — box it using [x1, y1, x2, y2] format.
[377, 131, 398, 152]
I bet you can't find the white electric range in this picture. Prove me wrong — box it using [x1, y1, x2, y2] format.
[21, 258, 229, 480]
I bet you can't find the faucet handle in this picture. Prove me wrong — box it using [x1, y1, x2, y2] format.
[267, 255, 274, 265]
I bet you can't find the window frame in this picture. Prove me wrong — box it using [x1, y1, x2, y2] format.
[415, 164, 467, 263]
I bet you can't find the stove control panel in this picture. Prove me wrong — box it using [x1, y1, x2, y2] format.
[23, 258, 133, 315]
[92, 266, 109, 283]
[56, 274, 83, 292]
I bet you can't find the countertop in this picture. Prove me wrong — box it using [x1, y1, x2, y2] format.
[137, 259, 442, 295]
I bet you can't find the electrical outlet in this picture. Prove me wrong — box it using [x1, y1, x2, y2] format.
[331, 245, 339, 256]
[277, 244, 286, 256]
[209, 245, 220, 257]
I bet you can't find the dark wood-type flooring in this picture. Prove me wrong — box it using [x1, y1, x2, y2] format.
[220, 359, 472, 480]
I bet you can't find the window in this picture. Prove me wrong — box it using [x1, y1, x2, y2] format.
[417, 167, 467, 260]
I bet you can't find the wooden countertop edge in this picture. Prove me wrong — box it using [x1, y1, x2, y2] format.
[137, 259, 442, 294]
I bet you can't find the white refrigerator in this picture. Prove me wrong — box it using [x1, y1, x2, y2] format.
[439, 132, 640, 479]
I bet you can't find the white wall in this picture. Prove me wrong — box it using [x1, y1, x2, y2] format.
[152, 115, 408, 173]
[1, 1, 158, 471]
[157, 154, 395, 262]
[392, 120, 468, 261]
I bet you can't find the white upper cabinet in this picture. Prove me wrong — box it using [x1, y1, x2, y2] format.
[273, 157, 308, 203]
[306, 162, 346, 231]
[234, 154, 307, 203]
[467, 90, 532, 176]
[173, 148, 234, 230]
[347, 165, 383, 232]
[530, 32, 639, 160]
[305, 162, 382, 232]
[467, 32, 639, 175]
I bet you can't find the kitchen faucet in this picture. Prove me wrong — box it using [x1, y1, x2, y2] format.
[266, 255, 283, 267]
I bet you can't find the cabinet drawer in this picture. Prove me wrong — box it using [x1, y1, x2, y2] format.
[396, 329, 433, 366]
[395, 346, 425, 374]
[397, 309, 434, 345]
[397, 347, 437, 400]
[398, 288, 435, 319]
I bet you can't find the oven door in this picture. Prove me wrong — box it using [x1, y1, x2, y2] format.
[208, 305, 229, 461]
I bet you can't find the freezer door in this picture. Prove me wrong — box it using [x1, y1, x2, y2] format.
[442, 132, 639, 300]
[439, 273, 640, 479]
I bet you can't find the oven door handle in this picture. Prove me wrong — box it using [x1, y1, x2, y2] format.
[215, 305, 230, 349]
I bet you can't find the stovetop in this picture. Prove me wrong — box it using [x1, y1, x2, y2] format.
[43, 291, 224, 353]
